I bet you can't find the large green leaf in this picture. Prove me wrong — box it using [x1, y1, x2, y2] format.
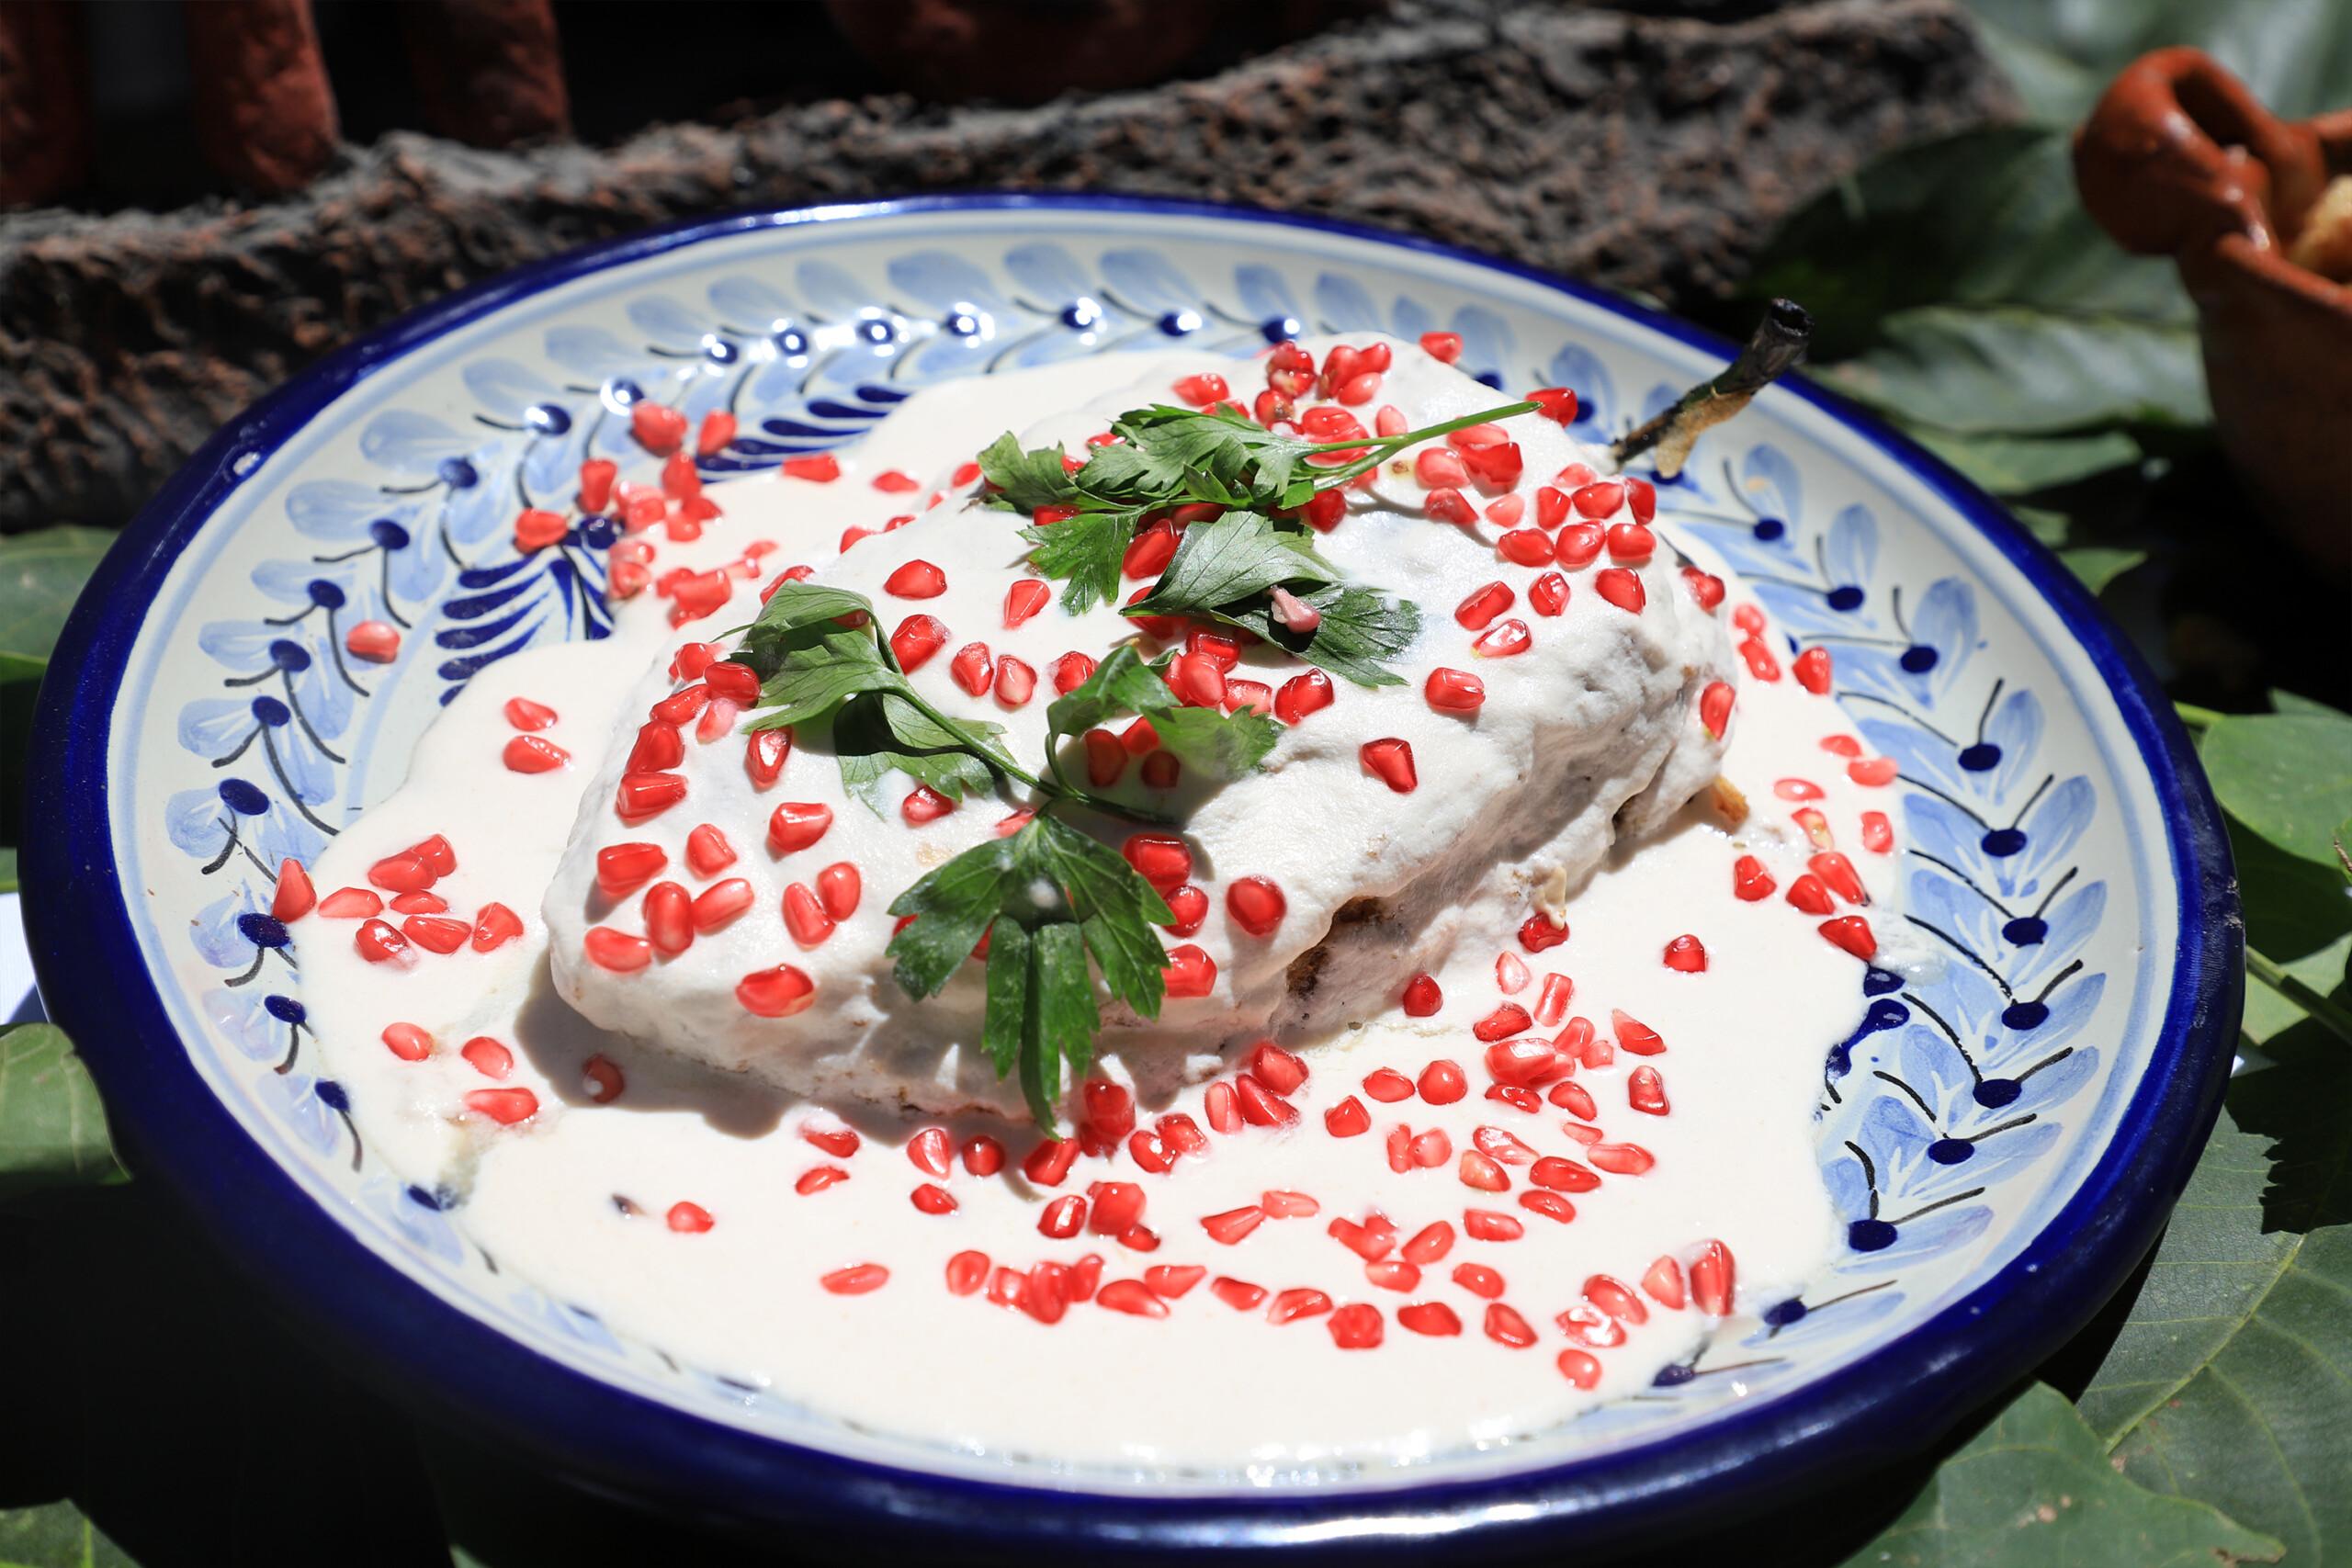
[1821, 307, 2210, 435]
[1837, 1382, 2280, 1566]
[0, 1501, 138, 1568]
[2059, 547, 2146, 596]
[2201, 714, 2352, 869]
[0, 527, 111, 672]
[0, 1024, 123, 1197]
[2076, 1027, 2352, 1564]
[1963, 0, 2352, 128]
[1915, 429, 2143, 497]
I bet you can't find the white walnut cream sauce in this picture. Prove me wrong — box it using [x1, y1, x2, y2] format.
[288, 337, 1905, 1470]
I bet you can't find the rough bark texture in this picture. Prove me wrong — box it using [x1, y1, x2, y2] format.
[0, 0, 2013, 535]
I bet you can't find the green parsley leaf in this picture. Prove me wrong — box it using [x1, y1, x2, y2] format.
[1027, 922, 1096, 1125]
[1125, 511, 1339, 620]
[981, 919, 1028, 1079]
[1017, 812, 1171, 1018]
[885, 831, 1023, 1000]
[1215, 583, 1419, 689]
[747, 624, 906, 729]
[1102, 404, 1315, 509]
[734, 581, 879, 678]
[1019, 509, 1141, 615]
[976, 431, 1080, 512]
[1045, 646, 1278, 777]
[831, 690, 1005, 816]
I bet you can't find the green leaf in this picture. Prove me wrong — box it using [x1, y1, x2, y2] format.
[2059, 547, 2147, 596]
[1045, 645, 1279, 778]
[1913, 428, 2143, 496]
[885, 832, 1023, 1000]
[1822, 307, 2211, 435]
[975, 431, 1080, 512]
[1018, 813, 1170, 1018]
[0, 526, 112, 671]
[1026, 921, 1094, 1122]
[750, 625, 906, 728]
[1044, 645, 1179, 737]
[1144, 705, 1282, 778]
[1021, 509, 1139, 615]
[0, 1023, 123, 1198]
[733, 581, 878, 677]
[2201, 714, 2352, 867]
[1962, 0, 2352, 128]
[1838, 1382, 2279, 1566]
[980, 919, 1028, 1080]
[0, 1499, 139, 1568]
[1125, 511, 1339, 621]
[2271, 689, 2348, 721]
[1216, 583, 1419, 689]
[831, 692, 1003, 816]
[0, 846, 16, 895]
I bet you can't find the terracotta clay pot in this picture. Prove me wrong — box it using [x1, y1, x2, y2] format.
[2075, 48, 2352, 570]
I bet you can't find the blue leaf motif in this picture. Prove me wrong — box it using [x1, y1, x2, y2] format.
[462, 358, 562, 417]
[796, 259, 877, 321]
[1739, 444, 1804, 525]
[1820, 505, 1879, 596]
[1448, 307, 1514, 384]
[364, 1178, 469, 1267]
[1233, 264, 1302, 330]
[625, 296, 707, 347]
[1001, 243, 1094, 309]
[199, 986, 285, 1063]
[709, 275, 796, 333]
[544, 324, 645, 379]
[1993, 775, 2095, 900]
[1544, 344, 1615, 431]
[1838, 1202, 1992, 1270]
[1100, 249, 1202, 319]
[2011, 879, 2108, 991]
[888, 251, 1014, 320]
[1313, 273, 1381, 333]
[359, 412, 471, 473]
[288, 479, 406, 541]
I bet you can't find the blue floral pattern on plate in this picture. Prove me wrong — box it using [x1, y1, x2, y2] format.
[37, 202, 2213, 1530]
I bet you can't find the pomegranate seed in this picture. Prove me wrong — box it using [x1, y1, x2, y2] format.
[1235, 1073, 1298, 1127]
[1167, 652, 1225, 709]
[910, 1183, 957, 1215]
[1528, 386, 1577, 423]
[1473, 618, 1532, 659]
[989, 655, 1037, 708]
[1038, 1195, 1087, 1239]
[1425, 667, 1485, 713]
[1849, 756, 1899, 787]
[1266, 1288, 1333, 1325]
[744, 728, 790, 788]
[947, 642, 993, 697]
[1486, 1039, 1561, 1088]
[1741, 638, 1782, 681]
[470, 903, 523, 952]
[1486, 1303, 1538, 1348]
[576, 1055, 624, 1103]
[767, 801, 832, 853]
[1489, 1084, 1542, 1113]
[1810, 852, 1868, 905]
[503, 735, 569, 773]
[1162, 945, 1217, 998]
[1530, 1156, 1600, 1193]
[1401, 973, 1442, 1016]
[1627, 1066, 1670, 1115]
[1409, 1129, 1453, 1168]
[1125, 519, 1180, 580]
[1454, 581, 1514, 629]
[938, 1250, 989, 1296]
[1486, 494, 1528, 529]
[820, 1263, 888, 1296]
[1363, 1067, 1414, 1102]
[1023, 1137, 1079, 1187]
[1415, 448, 1470, 488]
[1385, 1125, 1413, 1173]
[1593, 569, 1645, 614]
[1418, 1059, 1468, 1105]
[1681, 567, 1726, 610]
[1080, 1080, 1136, 1140]
[1518, 913, 1567, 953]
[1523, 572, 1568, 618]
[888, 614, 948, 672]
[1606, 523, 1655, 564]
[577, 458, 618, 512]
[1861, 811, 1895, 853]
[594, 842, 667, 897]
[1273, 670, 1334, 724]
[1082, 728, 1125, 787]
[1204, 1081, 1241, 1134]
[1792, 646, 1834, 694]
[1225, 876, 1286, 937]
[396, 915, 466, 953]
[639, 882, 691, 955]
[1088, 1279, 1165, 1319]
[615, 773, 688, 824]
[1324, 1097, 1371, 1137]
[1458, 1152, 1510, 1191]
[1361, 738, 1417, 792]
[1555, 1349, 1602, 1390]
[1690, 1240, 1736, 1316]
[1583, 1274, 1650, 1326]
[736, 964, 815, 1017]
[1463, 1210, 1523, 1242]
[272, 860, 316, 922]
[1172, 371, 1229, 405]
[404, 835, 456, 877]
[1459, 1265, 1510, 1303]
[1328, 1216, 1396, 1261]
[1643, 1256, 1688, 1308]
[901, 785, 955, 825]
[380, 1021, 432, 1062]
[684, 877, 752, 934]
[1589, 1143, 1656, 1176]
[1202, 1206, 1264, 1246]
[1732, 854, 1775, 901]
[1121, 834, 1192, 892]
[465, 1088, 538, 1125]
[626, 723, 684, 775]
[1698, 681, 1736, 740]
[1520, 1190, 1577, 1224]
[1473, 1125, 1538, 1166]
[1326, 1303, 1385, 1348]
[1155, 1113, 1207, 1156]
[1254, 1189, 1317, 1221]
[1552, 1080, 1599, 1120]
[1820, 917, 1877, 959]
[1662, 934, 1707, 973]
[1156, 883, 1209, 937]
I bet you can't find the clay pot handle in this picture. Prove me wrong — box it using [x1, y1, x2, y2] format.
[2075, 46, 2327, 259]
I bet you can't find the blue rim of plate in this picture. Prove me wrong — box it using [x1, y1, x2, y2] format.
[22, 192, 2240, 1557]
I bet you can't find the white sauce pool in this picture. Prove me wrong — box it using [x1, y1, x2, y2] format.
[294, 344, 1905, 1472]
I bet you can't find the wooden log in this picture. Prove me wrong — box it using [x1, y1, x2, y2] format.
[0, 0, 2014, 536]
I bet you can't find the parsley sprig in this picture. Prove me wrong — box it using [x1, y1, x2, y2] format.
[729, 582, 1280, 1126]
[978, 396, 1539, 615]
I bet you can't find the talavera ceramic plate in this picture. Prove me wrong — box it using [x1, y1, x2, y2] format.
[23, 196, 2238, 1559]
